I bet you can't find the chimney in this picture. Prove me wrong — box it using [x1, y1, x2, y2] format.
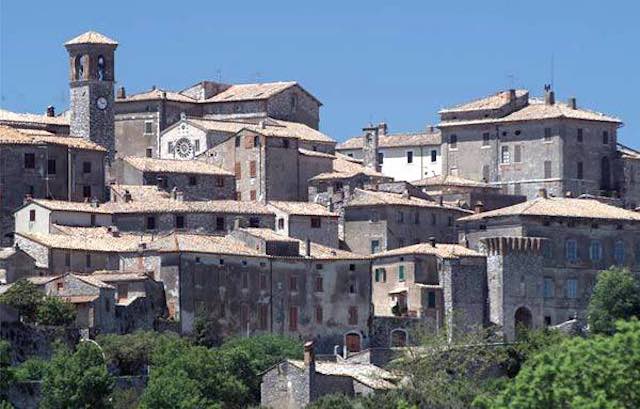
[305, 238, 311, 257]
[377, 122, 388, 136]
[544, 88, 555, 105]
[538, 188, 548, 199]
[161, 91, 167, 99]
[428, 237, 437, 248]
[402, 190, 410, 199]
[23, 194, 32, 204]
[176, 191, 184, 202]
[304, 340, 316, 368]
[151, 85, 156, 91]
[259, 120, 266, 129]
[107, 226, 120, 237]
[170, 187, 178, 200]
[46, 106, 55, 117]
[123, 189, 132, 203]
[90, 198, 99, 208]
[565, 191, 573, 198]
[117, 86, 126, 99]
[138, 243, 147, 253]
[474, 201, 485, 214]
[568, 97, 577, 110]
[439, 196, 444, 206]
[508, 89, 516, 102]
[427, 124, 435, 133]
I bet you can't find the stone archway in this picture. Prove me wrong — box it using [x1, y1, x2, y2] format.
[514, 306, 532, 338]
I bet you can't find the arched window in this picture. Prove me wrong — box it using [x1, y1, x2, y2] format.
[514, 306, 532, 339]
[74, 55, 84, 80]
[97, 55, 106, 80]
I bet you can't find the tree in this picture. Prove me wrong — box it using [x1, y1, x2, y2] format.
[0, 280, 43, 322]
[40, 342, 114, 409]
[36, 297, 76, 326]
[588, 267, 640, 335]
[97, 331, 180, 376]
[487, 320, 640, 409]
[13, 357, 49, 381]
[0, 341, 14, 404]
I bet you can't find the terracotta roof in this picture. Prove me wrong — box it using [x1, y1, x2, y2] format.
[440, 89, 529, 113]
[26, 276, 62, 285]
[412, 175, 497, 189]
[0, 126, 106, 151]
[188, 118, 256, 133]
[298, 148, 335, 159]
[618, 144, 640, 160]
[374, 242, 483, 259]
[151, 233, 263, 256]
[239, 228, 299, 242]
[73, 274, 115, 289]
[337, 130, 441, 150]
[28, 199, 114, 214]
[310, 154, 387, 182]
[0, 109, 69, 127]
[247, 119, 335, 144]
[16, 232, 148, 253]
[110, 185, 171, 202]
[440, 98, 621, 127]
[59, 295, 100, 304]
[123, 156, 233, 176]
[0, 248, 17, 259]
[91, 271, 149, 282]
[118, 88, 196, 103]
[347, 189, 473, 212]
[268, 201, 338, 217]
[65, 31, 118, 46]
[203, 82, 297, 102]
[287, 360, 396, 390]
[459, 196, 640, 222]
[303, 240, 367, 260]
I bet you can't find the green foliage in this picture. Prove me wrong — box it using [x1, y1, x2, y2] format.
[588, 267, 640, 335]
[0, 341, 14, 402]
[306, 394, 355, 409]
[487, 320, 640, 409]
[502, 327, 567, 377]
[40, 342, 114, 409]
[13, 357, 49, 381]
[36, 297, 76, 326]
[0, 280, 43, 322]
[192, 316, 224, 348]
[109, 388, 141, 409]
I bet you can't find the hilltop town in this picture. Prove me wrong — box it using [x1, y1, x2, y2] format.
[1, 31, 639, 408]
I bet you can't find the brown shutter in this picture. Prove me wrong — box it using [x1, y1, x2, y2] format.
[234, 162, 241, 178]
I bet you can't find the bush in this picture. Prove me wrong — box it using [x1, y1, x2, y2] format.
[0, 280, 43, 322]
[13, 357, 49, 381]
[588, 267, 640, 335]
[36, 297, 76, 326]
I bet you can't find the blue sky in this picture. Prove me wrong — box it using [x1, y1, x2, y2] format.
[1, 0, 638, 146]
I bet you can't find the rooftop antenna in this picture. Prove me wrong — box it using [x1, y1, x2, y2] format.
[215, 69, 222, 82]
[506, 72, 516, 89]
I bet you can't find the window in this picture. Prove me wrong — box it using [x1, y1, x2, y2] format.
[74, 55, 84, 80]
[577, 162, 584, 179]
[544, 127, 552, 142]
[24, 153, 35, 169]
[289, 275, 298, 292]
[234, 162, 241, 178]
[250, 190, 257, 201]
[447, 216, 453, 227]
[544, 316, 552, 326]
[371, 240, 380, 254]
[260, 274, 267, 290]
[449, 134, 457, 149]
[311, 217, 321, 228]
[253, 135, 260, 148]
[614, 241, 625, 265]
[397, 211, 404, 224]
[316, 263, 323, 270]
[406, 151, 413, 164]
[431, 150, 437, 162]
[145, 147, 153, 158]
[188, 175, 197, 186]
[514, 183, 522, 195]
[83, 161, 92, 174]
[194, 140, 200, 152]
[514, 145, 522, 163]
[215, 176, 224, 187]
[577, 128, 583, 143]
[501, 146, 510, 164]
[398, 265, 406, 282]
[315, 276, 323, 292]
[289, 306, 298, 331]
[249, 217, 260, 227]
[168, 142, 174, 153]
[146, 216, 156, 230]
[543, 277, 554, 298]
[348, 307, 358, 325]
[242, 271, 249, 289]
[175, 214, 185, 229]
[144, 121, 153, 134]
[97, 55, 106, 80]
[83, 185, 92, 199]
[219, 258, 225, 266]
[45, 159, 56, 175]
[277, 218, 285, 230]
[377, 152, 384, 165]
[349, 279, 357, 294]
[85, 253, 92, 268]
[249, 161, 257, 178]
[64, 252, 71, 267]
[235, 136, 241, 147]
[565, 239, 578, 262]
[482, 165, 490, 182]
[216, 217, 225, 231]
[589, 240, 602, 261]
[566, 278, 577, 299]
[427, 291, 436, 308]
[370, 211, 379, 223]
[374, 268, 386, 283]
[117, 283, 129, 301]
[240, 304, 249, 326]
[315, 306, 323, 324]
[258, 304, 268, 330]
[482, 132, 490, 146]
[349, 264, 356, 271]
[282, 139, 290, 149]
[29, 209, 36, 222]
[544, 161, 552, 179]
[602, 131, 609, 145]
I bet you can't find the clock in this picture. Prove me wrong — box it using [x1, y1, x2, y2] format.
[96, 97, 108, 110]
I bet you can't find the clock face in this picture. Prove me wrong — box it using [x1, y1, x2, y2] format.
[96, 97, 108, 110]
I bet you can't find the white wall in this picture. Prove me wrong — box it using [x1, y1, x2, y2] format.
[160, 121, 208, 160]
[339, 146, 442, 182]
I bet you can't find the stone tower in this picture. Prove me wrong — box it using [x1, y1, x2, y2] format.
[64, 31, 118, 168]
[362, 125, 380, 172]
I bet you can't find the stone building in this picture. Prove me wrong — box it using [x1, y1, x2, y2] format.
[343, 188, 472, 255]
[115, 80, 322, 159]
[0, 126, 107, 246]
[260, 341, 396, 409]
[617, 144, 640, 209]
[336, 123, 442, 181]
[0, 247, 38, 284]
[369, 241, 486, 346]
[119, 156, 235, 201]
[198, 120, 336, 202]
[0, 108, 69, 136]
[152, 228, 371, 353]
[457, 190, 640, 339]
[268, 201, 340, 248]
[438, 88, 623, 200]
[412, 175, 527, 211]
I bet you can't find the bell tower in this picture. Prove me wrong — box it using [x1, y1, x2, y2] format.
[64, 31, 118, 167]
